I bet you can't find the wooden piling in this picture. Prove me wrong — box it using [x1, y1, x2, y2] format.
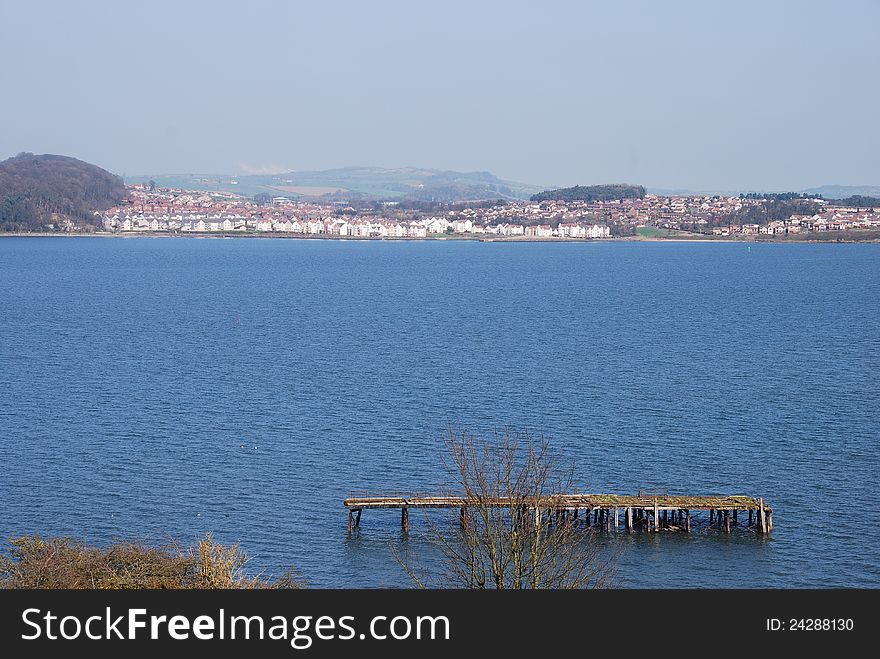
[653, 499, 659, 532]
[348, 510, 353, 534]
[685, 509, 690, 533]
[401, 507, 409, 533]
[626, 507, 633, 532]
[355, 509, 361, 528]
[460, 506, 468, 530]
[724, 509, 731, 533]
[614, 507, 619, 532]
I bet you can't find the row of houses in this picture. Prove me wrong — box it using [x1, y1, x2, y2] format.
[104, 213, 612, 239]
[107, 215, 430, 237]
[711, 214, 880, 236]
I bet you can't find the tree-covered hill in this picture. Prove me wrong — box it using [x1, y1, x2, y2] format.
[530, 184, 646, 202]
[0, 153, 127, 232]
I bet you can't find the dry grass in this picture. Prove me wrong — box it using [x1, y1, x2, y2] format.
[0, 534, 305, 589]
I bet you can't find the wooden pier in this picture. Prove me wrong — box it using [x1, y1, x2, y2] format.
[344, 493, 773, 535]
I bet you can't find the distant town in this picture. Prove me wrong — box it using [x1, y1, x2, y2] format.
[97, 184, 880, 240]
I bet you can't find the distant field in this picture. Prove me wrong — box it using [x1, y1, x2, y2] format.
[637, 226, 683, 238]
[269, 185, 347, 196]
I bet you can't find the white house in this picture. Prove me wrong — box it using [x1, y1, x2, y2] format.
[452, 218, 474, 233]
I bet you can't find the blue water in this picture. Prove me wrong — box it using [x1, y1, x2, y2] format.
[1, 237, 878, 588]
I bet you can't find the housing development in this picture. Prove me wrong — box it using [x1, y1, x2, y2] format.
[97, 184, 880, 239]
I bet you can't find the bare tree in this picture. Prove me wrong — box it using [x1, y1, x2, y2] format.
[398, 427, 617, 589]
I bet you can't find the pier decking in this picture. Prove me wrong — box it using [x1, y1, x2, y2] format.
[344, 493, 773, 535]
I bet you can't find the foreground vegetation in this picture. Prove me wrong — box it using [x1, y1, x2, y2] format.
[0, 534, 304, 589]
[397, 428, 618, 589]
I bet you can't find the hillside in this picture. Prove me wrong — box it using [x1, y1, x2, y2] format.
[530, 184, 646, 203]
[801, 185, 880, 199]
[127, 167, 544, 202]
[0, 153, 127, 232]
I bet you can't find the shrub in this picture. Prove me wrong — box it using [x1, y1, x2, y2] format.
[0, 533, 305, 589]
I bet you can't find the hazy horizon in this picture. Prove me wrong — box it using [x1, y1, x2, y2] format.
[1, 0, 878, 190]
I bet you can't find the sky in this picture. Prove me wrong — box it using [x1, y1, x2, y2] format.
[1, 0, 878, 191]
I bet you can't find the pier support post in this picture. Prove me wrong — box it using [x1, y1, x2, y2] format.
[653, 500, 659, 533]
[401, 507, 409, 533]
[759, 498, 766, 534]
[460, 506, 468, 530]
[724, 509, 731, 533]
[348, 510, 353, 534]
[614, 508, 619, 532]
[355, 509, 361, 528]
[685, 509, 690, 533]
[767, 511, 773, 533]
[626, 507, 633, 532]
[733, 509, 738, 526]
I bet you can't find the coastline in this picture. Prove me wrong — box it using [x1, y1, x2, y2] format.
[2, 231, 879, 244]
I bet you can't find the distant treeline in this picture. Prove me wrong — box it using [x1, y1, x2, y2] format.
[0, 153, 127, 232]
[717, 198, 821, 227]
[835, 195, 880, 208]
[739, 191, 880, 208]
[739, 192, 821, 201]
[531, 184, 646, 203]
[395, 198, 509, 212]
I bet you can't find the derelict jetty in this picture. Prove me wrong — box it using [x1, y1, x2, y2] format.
[344, 492, 773, 535]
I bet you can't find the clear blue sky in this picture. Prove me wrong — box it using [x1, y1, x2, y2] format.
[1, 0, 877, 190]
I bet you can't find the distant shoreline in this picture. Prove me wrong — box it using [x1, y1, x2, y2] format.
[1, 231, 879, 244]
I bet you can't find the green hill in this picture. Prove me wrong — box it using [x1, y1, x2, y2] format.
[0, 153, 126, 232]
[531, 184, 646, 202]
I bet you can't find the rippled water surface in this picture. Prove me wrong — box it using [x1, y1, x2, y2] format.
[1, 237, 878, 587]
